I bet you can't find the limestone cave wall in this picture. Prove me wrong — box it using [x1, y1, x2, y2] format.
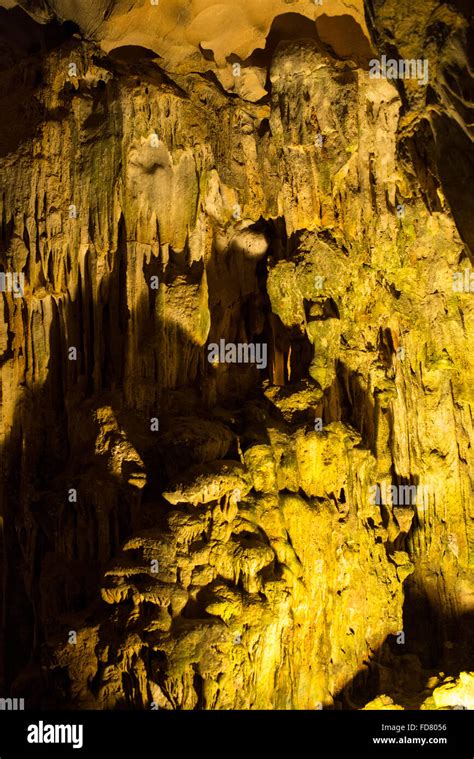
[0, 0, 472, 710]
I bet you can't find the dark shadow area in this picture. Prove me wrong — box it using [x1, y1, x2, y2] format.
[244, 12, 322, 69]
[430, 111, 474, 262]
[0, 8, 81, 156]
[334, 606, 474, 710]
[315, 14, 374, 67]
[363, 0, 474, 259]
[108, 45, 159, 63]
[329, 362, 377, 454]
[0, 7, 80, 62]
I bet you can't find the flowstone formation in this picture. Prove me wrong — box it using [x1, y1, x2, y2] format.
[0, 0, 472, 710]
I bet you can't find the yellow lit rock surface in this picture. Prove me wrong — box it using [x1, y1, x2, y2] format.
[425, 672, 474, 711]
[362, 695, 404, 710]
[0, 0, 472, 710]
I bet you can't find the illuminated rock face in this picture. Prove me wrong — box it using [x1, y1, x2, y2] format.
[0, 1, 472, 709]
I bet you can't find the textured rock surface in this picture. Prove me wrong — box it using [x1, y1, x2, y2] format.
[0, 0, 472, 709]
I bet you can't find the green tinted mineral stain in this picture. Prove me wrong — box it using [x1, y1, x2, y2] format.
[318, 161, 331, 195]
